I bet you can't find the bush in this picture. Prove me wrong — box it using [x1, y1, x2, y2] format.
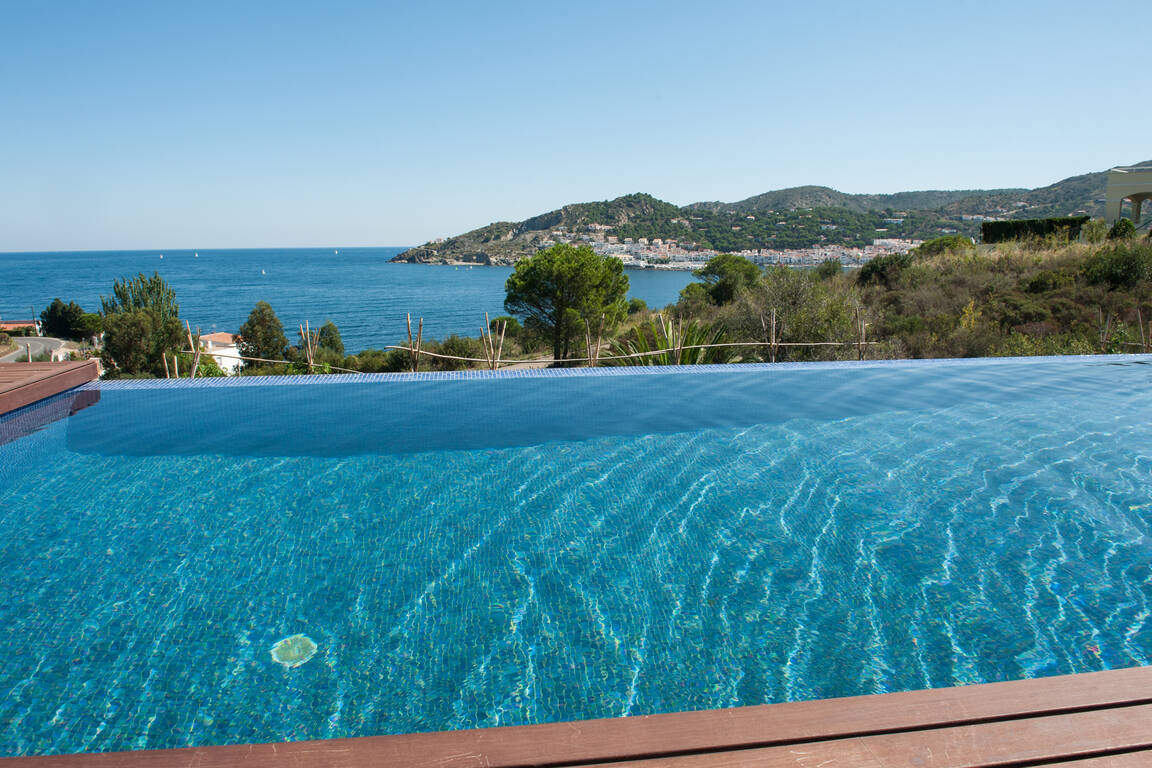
[489, 315, 522, 337]
[607, 316, 732, 365]
[915, 234, 975, 256]
[814, 259, 842, 280]
[427, 334, 481, 371]
[1081, 219, 1109, 244]
[857, 252, 913, 289]
[1108, 218, 1137, 240]
[627, 297, 648, 314]
[981, 216, 1090, 244]
[1082, 242, 1152, 291]
[346, 348, 409, 372]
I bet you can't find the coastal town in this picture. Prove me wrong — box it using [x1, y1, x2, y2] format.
[550, 227, 925, 270]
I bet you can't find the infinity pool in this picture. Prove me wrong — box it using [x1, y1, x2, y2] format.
[2, 357, 1152, 756]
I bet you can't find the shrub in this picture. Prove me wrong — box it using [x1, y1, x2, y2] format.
[915, 234, 975, 256]
[1082, 242, 1152, 291]
[1108, 218, 1137, 240]
[1081, 219, 1109, 244]
[608, 315, 732, 365]
[981, 217, 1090, 244]
[857, 252, 913, 289]
[627, 297, 648, 314]
[814, 259, 842, 280]
[344, 348, 409, 372]
[427, 335, 481, 371]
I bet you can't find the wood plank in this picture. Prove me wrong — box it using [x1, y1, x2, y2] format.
[1058, 753, 1152, 767]
[0, 361, 98, 416]
[592, 703, 1152, 767]
[7, 667, 1152, 768]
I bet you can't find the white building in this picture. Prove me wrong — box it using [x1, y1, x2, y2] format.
[201, 332, 241, 375]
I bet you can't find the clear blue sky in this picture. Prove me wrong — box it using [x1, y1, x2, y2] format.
[1, 0, 1146, 251]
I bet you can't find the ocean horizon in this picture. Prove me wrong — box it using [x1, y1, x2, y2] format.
[0, 247, 696, 353]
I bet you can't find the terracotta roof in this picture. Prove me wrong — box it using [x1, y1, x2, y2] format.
[200, 332, 236, 345]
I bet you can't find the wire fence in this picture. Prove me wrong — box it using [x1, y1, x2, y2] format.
[162, 310, 881, 377]
[162, 306, 1148, 379]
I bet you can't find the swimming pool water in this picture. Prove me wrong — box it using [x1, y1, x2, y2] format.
[2, 357, 1152, 756]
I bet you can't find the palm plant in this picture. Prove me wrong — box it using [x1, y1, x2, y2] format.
[607, 314, 732, 365]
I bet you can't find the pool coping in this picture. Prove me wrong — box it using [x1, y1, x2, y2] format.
[86, 352, 1152, 389]
[7, 666, 1152, 766]
[0, 361, 99, 415]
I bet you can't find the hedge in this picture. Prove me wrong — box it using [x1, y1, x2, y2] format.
[981, 216, 1091, 244]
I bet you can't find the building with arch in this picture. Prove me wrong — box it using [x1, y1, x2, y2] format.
[1105, 165, 1152, 226]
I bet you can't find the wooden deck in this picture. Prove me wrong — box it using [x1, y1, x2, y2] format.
[0, 361, 99, 417]
[7, 666, 1152, 767]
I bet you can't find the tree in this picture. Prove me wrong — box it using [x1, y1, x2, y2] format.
[99, 273, 183, 377]
[692, 253, 761, 305]
[40, 298, 86, 338]
[317, 320, 343, 356]
[101, 272, 179, 319]
[237, 301, 288, 369]
[101, 309, 183, 377]
[504, 244, 629, 362]
[76, 313, 104, 342]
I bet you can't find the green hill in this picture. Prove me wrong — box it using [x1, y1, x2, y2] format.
[393, 162, 1150, 265]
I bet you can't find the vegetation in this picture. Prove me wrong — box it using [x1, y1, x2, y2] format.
[504, 243, 629, 362]
[609, 316, 732, 365]
[657, 237, 1152, 362]
[100, 273, 184, 377]
[691, 253, 761, 305]
[1108, 217, 1137, 240]
[237, 301, 288, 370]
[981, 216, 1090, 244]
[40, 298, 103, 340]
[396, 162, 1151, 265]
[101, 272, 179, 319]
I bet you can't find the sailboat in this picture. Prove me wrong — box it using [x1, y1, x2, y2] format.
[261, 268, 266, 275]
[194, 252, 199, 258]
[335, 249, 339, 255]
[159, 254, 164, 259]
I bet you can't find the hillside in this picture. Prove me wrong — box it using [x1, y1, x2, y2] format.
[686, 186, 1027, 215]
[393, 162, 1149, 265]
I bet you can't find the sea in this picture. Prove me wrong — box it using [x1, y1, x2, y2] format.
[0, 248, 696, 352]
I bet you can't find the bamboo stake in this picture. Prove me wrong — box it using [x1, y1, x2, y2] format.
[495, 320, 506, 370]
[163, 354, 170, 379]
[1139, 306, 1147, 353]
[407, 314, 424, 372]
[584, 318, 594, 368]
[410, 313, 419, 370]
[414, 318, 423, 372]
[593, 314, 605, 367]
[769, 308, 778, 363]
[185, 321, 203, 378]
[675, 316, 684, 365]
[173, 354, 179, 378]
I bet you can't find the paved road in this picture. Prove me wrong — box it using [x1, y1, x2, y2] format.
[0, 337, 66, 362]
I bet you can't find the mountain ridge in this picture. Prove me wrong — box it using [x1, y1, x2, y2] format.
[394, 162, 1150, 265]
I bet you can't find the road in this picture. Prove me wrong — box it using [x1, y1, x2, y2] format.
[0, 337, 66, 362]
